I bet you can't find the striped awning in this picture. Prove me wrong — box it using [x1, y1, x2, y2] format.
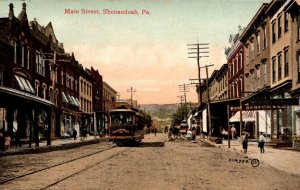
[229, 111, 255, 122]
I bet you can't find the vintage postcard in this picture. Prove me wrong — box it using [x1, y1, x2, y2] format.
[0, 0, 299, 189]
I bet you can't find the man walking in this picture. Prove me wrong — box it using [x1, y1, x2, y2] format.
[258, 132, 265, 153]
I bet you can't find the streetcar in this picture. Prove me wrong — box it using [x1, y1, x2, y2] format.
[108, 108, 144, 145]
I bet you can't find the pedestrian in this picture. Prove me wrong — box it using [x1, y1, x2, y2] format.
[222, 128, 226, 140]
[192, 127, 196, 140]
[224, 130, 229, 141]
[4, 134, 11, 151]
[258, 132, 265, 153]
[231, 125, 236, 140]
[154, 127, 157, 136]
[242, 131, 248, 155]
[73, 128, 77, 140]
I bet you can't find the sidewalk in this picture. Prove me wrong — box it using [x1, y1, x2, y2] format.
[0, 135, 107, 156]
[202, 138, 300, 176]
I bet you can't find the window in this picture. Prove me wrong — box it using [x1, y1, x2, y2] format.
[284, 12, 288, 32]
[257, 33, 260, 53]
[272, 22, 276, 43]
[263, 62, 267, 85]
[35, 52, 45, 76]
[251, 42, 254, 60]
[278, 16, 282, 39]
[35, 81, 39, 96]
[278, 54, 282, 80]
[84, 81, 86, 94]
[26, 48, 30, 69]
[257, 67, 260, 87]
[81, 80, 83, 92]
[298, 52, 300, 83]
[284, 49, 289, 77]
[14, 41, 17, 64]
[42, 84, 47, 99]
[272, 58, 276, 83]
[298, 15, 300, 41]
[21, 45, 24, 67]
[263, 27, 267, 48]
[240, 53, 243, 68]
[75, 80, 78, 92]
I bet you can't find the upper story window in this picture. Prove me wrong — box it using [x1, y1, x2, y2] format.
[257, 33, 260, 54]
[35, 51, 45, 76]
[272, 21, 276, 43]
[240, 53, 243, 68]
[284, 49, 289, 77]
[251, 42, 254, 60]
[278, 16, 282, 39]
[284, 12, 288, 32]
[263, 27, 267, 49]
[278, 53, 282, 80]
[298, 14, 300, 41]
[263, 61, 267, 85]
[272, 57, 276, 83]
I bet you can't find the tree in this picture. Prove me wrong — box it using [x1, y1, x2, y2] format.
[171, 105, 189, 126]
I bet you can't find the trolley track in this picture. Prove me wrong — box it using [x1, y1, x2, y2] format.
[40, 148, 128, 190]
[0, 144, 117, 185]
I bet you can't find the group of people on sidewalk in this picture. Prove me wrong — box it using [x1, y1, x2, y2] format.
[241, 131, 266, 155]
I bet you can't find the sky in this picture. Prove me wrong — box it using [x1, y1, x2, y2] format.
[0, 0, 270, 105]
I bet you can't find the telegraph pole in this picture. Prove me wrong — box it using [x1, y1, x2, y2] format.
[188, 43, 209, 104]
[200, 64, 214, 137]
[126, 87, 136, 107]
[179, 83, 190, 106]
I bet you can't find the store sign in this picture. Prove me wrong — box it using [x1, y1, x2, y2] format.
[248, 98, 299, 106]
[230, 105, 285, 111]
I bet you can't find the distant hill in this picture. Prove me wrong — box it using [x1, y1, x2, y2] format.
[140, 103, 198, 131]
[140, 103, 198, 119]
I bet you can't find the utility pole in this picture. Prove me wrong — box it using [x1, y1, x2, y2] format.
[177, 95, 185, 107]
[200, 64, 214, 137]
[41, 52, 58, 146]
[188, 43, 209, 104]
[179, 84, 190, 105]
[126, 87, 136, 107]
[117, 92, 121, 102]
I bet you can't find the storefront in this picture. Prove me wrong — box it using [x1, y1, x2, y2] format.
[0, 86, 53, 147]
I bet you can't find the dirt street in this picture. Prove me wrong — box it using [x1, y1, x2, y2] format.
[1, 133, 300, 190]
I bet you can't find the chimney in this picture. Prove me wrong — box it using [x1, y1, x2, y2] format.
[8, 3, 14, 20]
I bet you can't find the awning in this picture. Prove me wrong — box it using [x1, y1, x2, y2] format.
[62, 92, 79, 107]
[62, 92, 69, 103]
[229, 111, 255, 122]
[0, 86, 53, 106]
[14, 75, 35, 94]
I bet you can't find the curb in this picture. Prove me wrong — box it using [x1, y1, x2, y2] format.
[0, 138, 108, 156]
